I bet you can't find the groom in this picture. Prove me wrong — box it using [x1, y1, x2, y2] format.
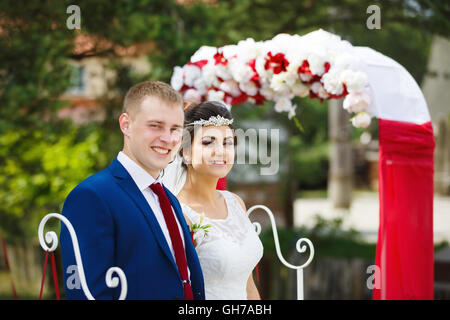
[60, 81, 205, 300]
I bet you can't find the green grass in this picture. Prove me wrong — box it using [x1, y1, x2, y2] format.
[297, 189, 328, 198]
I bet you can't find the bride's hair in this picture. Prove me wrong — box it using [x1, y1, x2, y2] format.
[180, 101, 236, 169]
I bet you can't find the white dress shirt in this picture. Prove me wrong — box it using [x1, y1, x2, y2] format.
[117, 151, 188, 268]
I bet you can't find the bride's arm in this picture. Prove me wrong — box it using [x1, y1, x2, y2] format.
[246, 274, 261, 300]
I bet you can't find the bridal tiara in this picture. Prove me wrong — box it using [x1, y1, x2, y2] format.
[186, 115, 234, 127]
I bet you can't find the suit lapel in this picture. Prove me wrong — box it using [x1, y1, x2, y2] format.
[109, 158, 178, 271]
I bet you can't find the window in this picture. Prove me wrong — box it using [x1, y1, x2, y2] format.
[68, 64, 86, 95]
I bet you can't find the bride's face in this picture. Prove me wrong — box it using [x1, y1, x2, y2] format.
[187, 125, 235, 178]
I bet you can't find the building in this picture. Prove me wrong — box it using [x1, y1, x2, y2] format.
[59, 32, 153, 124]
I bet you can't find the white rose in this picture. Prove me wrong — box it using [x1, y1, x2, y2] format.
[318, 88, 329, 99]
[201, 63, 218, 87]
[311, 81, 329, 99]
[170, 66, 184, 91]
[286, 60, 301, 75]
[236, 38, 261, 61]
[299, 73, 313, 83]
[183, 89, 202, 103]
[255, 56, 270, 83]
[193, 78, 207, 95]
[274, 97, 293, 113]
[340, 70, 368, 93]
[229, 60, 253, 83]
[308, 54, 325, 75]
[222, 44, 238, 59]
[207, 89, 225, 102]
[190, 46, 217, 62]
[271, 33, 293, 48]
[260, 85, 275, 100]
[215, 64, 232, 81]
[351, 112, 372, 128]
[183, 65, 202, 87]
[219, 80, 241, 97]
[279, 70, 297, 86]
[322, 69, 344, 95]
[343, 90, 371, 113]
[239, 81, 258, 96]
[270, 74, 291, 94]
[291, 82, 310, 97]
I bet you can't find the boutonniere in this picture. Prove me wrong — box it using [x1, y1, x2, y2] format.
[190, 212, 212, 247]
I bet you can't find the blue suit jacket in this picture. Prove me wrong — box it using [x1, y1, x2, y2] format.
[60, 158, 205, 300]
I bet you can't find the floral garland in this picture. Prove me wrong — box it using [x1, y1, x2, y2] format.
[171, 29, 372, 128]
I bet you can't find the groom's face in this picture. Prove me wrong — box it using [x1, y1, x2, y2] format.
[121, 96, 184, 178]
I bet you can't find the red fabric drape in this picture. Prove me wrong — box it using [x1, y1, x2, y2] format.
[373, 119, 435, 300]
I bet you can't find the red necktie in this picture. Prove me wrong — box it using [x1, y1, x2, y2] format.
[150, 183, 194, 300]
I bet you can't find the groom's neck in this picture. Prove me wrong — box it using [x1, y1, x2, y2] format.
[121, 149, 161, 180]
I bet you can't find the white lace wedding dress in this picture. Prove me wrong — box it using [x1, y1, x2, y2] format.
[181, 190, 264, 300]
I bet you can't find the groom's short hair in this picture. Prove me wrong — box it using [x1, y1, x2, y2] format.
[123, 81, 183, 119]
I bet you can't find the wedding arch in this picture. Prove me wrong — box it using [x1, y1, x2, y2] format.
[171, 29, 436, 300]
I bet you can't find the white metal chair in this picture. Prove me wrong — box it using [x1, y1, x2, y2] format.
[247, 205, 315, 300]
[38, 213, 128, 300]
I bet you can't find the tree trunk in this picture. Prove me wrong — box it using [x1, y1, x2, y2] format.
[328, 98, 353, 208]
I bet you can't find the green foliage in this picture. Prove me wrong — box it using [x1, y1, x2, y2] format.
[0, 126, 108, 241]
[0, 0, 75, 131]
[290, 141, 329, 190]
[287, 98, 330, 189]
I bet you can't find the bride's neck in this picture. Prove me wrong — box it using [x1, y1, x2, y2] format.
[182, 169, 219, 204]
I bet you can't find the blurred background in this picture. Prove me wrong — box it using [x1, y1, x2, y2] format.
[0, 0, 449, 300]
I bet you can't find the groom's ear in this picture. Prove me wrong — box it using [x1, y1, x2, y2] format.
[119, 113, 131, 137]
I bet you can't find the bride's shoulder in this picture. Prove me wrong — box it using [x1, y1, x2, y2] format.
[223, 191, 246, 212]
[178, 202, 195, 227]
[176, 191, 195, 225]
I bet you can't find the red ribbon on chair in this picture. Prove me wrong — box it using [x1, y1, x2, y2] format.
[39, 250, 60, 300]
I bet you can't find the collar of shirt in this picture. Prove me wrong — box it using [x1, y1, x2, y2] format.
[117, 151, 162, 191]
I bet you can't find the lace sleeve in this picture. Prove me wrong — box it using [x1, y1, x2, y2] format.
[230, 192, 246, 213]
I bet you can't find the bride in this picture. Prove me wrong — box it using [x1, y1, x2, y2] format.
[163, 101, 263, 300]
